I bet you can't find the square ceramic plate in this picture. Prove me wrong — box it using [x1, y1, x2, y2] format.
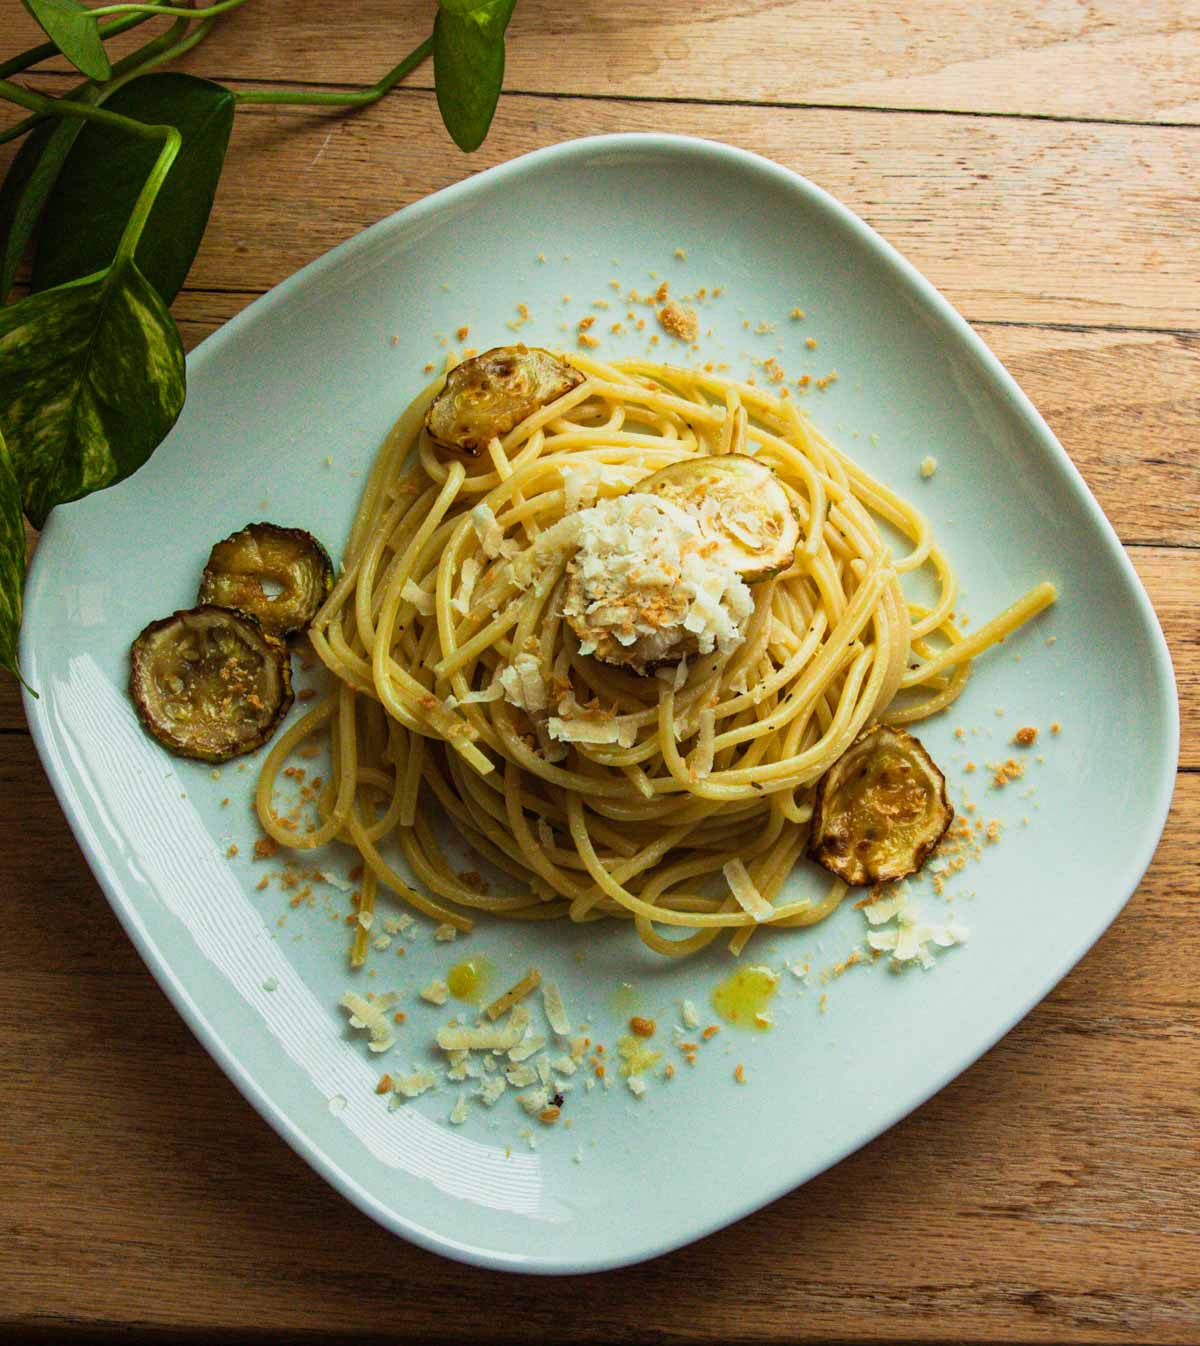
[22, 135, 1177, 1274]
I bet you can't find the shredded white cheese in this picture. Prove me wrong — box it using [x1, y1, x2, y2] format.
[392, 1067, 437, 1099]
[723, 858, 774, 923]
[419, 978, 449, 1006]
[450, 555, 480, 616]
[436, 1017, 526, 1052]
[340, 992, 399, 1053]
[542, 980, 571, 1036]
[470, 502, 504, 557]
[401, 577, 435, 615]
[497, 652, 548, 713]
[562, 493, 753, 672]
[475, 1075, 508, 1107]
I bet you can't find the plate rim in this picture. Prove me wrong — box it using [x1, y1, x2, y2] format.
[20, 132, 1180, 1275]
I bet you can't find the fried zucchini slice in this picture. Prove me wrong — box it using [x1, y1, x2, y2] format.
[425, 345, 584, 455]
[808, 724, 953, 886]
[638, 454, 799, 582]
[198, 522, 332, 638]
[130, 605, 293, 763]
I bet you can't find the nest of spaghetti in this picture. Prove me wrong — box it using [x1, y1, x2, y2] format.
[256, 348, 1054, 959]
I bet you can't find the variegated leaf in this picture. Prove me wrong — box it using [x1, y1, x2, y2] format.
[0, 428, 25, 684]
[0, 256, 185, 528]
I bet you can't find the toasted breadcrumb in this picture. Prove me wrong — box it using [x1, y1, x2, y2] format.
[1013, 726, 1038, 746]
[657, 301, 698, 342]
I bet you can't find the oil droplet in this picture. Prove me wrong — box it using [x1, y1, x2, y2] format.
[447, 958, 492, 1003]
[608, 981, 640, 1017]
[711, 965, 779, 1030]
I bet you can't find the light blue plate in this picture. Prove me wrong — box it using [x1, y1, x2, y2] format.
[21, 135, 1178, 1273]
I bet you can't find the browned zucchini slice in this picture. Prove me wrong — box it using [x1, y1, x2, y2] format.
[637, 454, 799, 581]
[130, 605, 293, 763]
[808, 724, 953, 886]
[425, 346, 584, 455]
[198, 522, 332, 638]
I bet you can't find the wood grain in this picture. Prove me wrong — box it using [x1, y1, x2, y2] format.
[23, 91, 1191, 331]
[4, 2, 1200, 123]
[0, 2, 1197, 1341]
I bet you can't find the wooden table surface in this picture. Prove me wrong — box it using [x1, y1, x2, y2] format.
[3, 3, 1198, 1342]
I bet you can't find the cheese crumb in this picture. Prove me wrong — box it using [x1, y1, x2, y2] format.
[419, 979, 449, 1006]
[920, 455, 938, 478]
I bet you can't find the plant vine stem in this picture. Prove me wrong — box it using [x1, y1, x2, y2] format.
[0, 79, 174, 142]
[115, 126, 182, 261]
[0, 10, 156, 81]
[231, 35, 434, 107]
[0, 11, 215, 149]
[90, 0, 249, 18]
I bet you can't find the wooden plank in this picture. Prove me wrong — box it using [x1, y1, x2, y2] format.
[2, 2, 1199, 124]
[0, 736, 1195, 1342]
[5, 87, 1199, 330]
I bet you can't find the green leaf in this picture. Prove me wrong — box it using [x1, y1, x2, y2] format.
[433, 0, 517, 153]
[0, 429, 27, 685]
[32, 73, 235, 305]
[21, 0, 111, 82]
[0, 257, 186, 528]
[0, 112, 90, 303]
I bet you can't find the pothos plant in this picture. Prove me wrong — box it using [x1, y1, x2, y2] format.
[0, 0, 520, 685]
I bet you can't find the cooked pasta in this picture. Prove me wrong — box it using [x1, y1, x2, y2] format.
[256, 352, 1055, 959]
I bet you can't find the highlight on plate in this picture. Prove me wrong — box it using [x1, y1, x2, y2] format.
[130, 345, 1056, 958]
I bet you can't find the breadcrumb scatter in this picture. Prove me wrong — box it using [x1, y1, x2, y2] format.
[991, 757, 1026, 787]
[657, 301, 698, 343]
[1013, 726, 1038, 746]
